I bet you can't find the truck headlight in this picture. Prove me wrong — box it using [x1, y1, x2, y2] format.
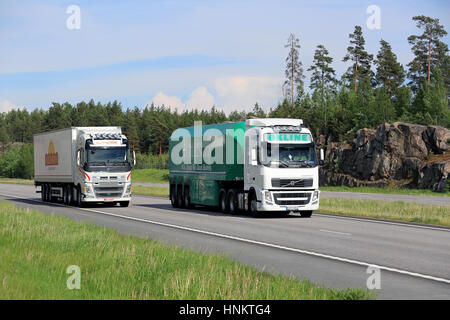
[264, 191, 272, 203]
[82, 184, 92, 194]
[312, 190, 319, 201]
[126, 185, 131, 194]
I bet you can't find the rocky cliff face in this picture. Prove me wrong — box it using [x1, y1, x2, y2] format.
[318, 122, 450, 192]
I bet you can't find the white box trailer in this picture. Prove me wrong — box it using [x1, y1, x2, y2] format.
[34, 127, 135, 207]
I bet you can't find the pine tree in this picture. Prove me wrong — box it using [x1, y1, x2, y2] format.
[308, 44, 336, 93]
[342, 26, 374, 92]
[284, 33, 305, 104]
[375, 39, 405, 96]
[407, 15, 448, 92]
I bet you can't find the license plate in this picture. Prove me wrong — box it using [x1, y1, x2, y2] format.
[286, 206, 297, 211]
[104, 198, 114, 202]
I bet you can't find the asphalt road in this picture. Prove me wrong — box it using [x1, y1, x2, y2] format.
[1, 183, 449, 300]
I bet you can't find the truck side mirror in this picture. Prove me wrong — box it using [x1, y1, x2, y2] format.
[133, 149, 136, 167]
[319, 148, 324, 166]
[76, 150, 81, 167]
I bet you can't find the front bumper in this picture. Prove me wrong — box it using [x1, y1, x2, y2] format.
[257, 189, 320, 212]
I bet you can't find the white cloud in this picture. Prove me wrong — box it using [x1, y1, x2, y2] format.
[214, 76, 282, 112]
[0, 100, 20, 113]
[148, 86, 215, 112]
[185, 86, 215, 110]
[149, 92, 183, 110]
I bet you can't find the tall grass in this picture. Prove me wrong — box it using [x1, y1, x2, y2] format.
[0, 201, 372, 300]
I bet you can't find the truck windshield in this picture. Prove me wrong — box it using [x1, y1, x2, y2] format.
[87, 147, 129, 165]
[264, 143, 317, 168]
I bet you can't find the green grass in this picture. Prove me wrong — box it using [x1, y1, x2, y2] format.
[319, 198, 450, 227]
[131, 169, 169, 184]
[320, 186, 449, 197]
[0, 178, 34, 185]
[131, 185, 169, 197]
[0, 201, 372, 300]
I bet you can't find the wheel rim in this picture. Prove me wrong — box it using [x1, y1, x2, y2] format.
[251, 197, 257, 213]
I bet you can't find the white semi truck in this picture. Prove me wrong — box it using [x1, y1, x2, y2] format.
[34, 127, 135, 207]
[169, 118, 324, 217]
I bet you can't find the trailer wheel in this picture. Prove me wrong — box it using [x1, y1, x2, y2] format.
[248, 191, 259, 218]
[219, 189, 228, 213]
[227, 189, 237, 215]
[40, 185, 45, 201]
[170, 185, 178, 208]
[66, 185, 72, 205]
[43, 184, 50, 202]
[177, 186, 184, 208]
[184, 187, 193, 209]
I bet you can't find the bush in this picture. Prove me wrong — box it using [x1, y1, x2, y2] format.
[0, 144, 34, 179]
[135, 153, 169, 170]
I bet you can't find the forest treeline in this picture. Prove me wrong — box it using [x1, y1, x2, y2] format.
[0, 15, 448, 162]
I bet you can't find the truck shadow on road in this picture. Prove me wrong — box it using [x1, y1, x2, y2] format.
[133, 202, 309, 219]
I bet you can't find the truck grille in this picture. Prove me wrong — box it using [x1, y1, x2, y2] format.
[273, 192, 311, 206]
[271, 178, 313, 188]
[94, 186, 124, 198]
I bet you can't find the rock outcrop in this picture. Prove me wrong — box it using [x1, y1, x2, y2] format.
[318, 122, 450, 192]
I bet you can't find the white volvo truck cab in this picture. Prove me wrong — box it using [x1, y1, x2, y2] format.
[244, 118, 323, 217]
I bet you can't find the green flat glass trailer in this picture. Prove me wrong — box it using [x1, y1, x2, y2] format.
[169, 118, 323, 217]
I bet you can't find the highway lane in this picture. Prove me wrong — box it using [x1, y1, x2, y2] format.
[1, 183, 449, 299]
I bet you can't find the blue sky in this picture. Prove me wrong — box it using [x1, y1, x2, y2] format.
[0, 0, 449, 113]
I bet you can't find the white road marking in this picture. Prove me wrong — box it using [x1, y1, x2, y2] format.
[1, 192, 450, 285]
[319, 229, 352, 236]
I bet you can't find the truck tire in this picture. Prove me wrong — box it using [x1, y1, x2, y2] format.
[170, 185, 178, 208]
[227, 189, 237, 215]
[76, 186, 83, 207]
[44, 184, 49, 202]
[63, 185, 69, 205]
[177, 186, 184, 208]
[219, 189, 228, 213]
[184, 187, 193, 209]
[119, 201, 129, 207]
[300, 211, 313, 218]
[66, 185, 72, 205]
[248, 191, 259, 218]
[41, 185, 45, 201]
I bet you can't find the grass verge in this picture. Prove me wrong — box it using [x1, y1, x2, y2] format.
[320, 186, 449, 197]
[0, 178, 34, 185]
[131, 169, 169, 184]
[319, 198, 450, 227]
[0, 201, 372, 299]
[131, 185, 169, 197]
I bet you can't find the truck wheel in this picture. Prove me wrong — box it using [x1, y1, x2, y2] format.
[184, 187, 193, 209]
[63, 186, 69, 205]
[300, 211, 313, 218]
[170, 185, 178, 208]
[219, 189, 228, 213]
[41, 185, 46, 201]
[227, 189, 237, 215]
[119, 201, 129, 207]
[66, 185, 72, 205]
[44, 184, 49, 202]
[177, 186, 184, 208]
[249, 192, 259, 218]
[76, 186, 83, 207]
